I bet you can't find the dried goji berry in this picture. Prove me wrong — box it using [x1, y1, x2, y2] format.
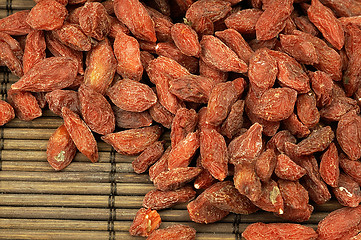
[113, 31, 143, 81]
[296, 126, 334, 156]
[53, 23, 91, 52]
[309, 70, 333, 108]
[108, 16, 130, 39]
[45, 32, 84, 75]
[62, 107, 98, 163]
[275, 154, 306, 181]
[0, 10, 32, 36]
[149, 146, 171, 181]
[296, 92, 320, 129]
[220, 100, 245, 139]
[143, 185, 196, 210]
[193, 166, 217, 190]
[107, 79, 157, 112]
[83, 38, 117, 94]
[45, 89, 80, 117]
[148, 101, 174, 129]
[200, 128, 228, 181]
[282, 112, 310, 138]
[0, 100, 15, 126]
[146, 56, 189, 114]
[317, 205, 361, 240]
[299, 155, 331, 205]
[129, 208, 161, 237]
[11, 57, 78, 92]
[187, 191, 229, 224]
[146, 6, 173, 42]
[266, 130, 297, 154]
[23, 30, 46, 74]
[225, 9, 263, 35]
[147, 224, 196, 240]
[242, 222, 318, 240]
[307, 0, 344, 50]
[132, 141, 164, 174]
[168, 131, 199, 169]
[114, 0, 157, 42]
[336, 110, 361, 161]
[255, 149, 277, 183]
[170, 108, 198, 148]
[277, 179, 313, 222]
[112, 105, 153, 129]
[102, 125, 162, 155]
[233, 161, 262, 202]
[339, 154, 361, 185]
[7, 89, 42, 121]
[228, 122, 263, 164]
[0, 41, 23, 77]
[204, 181, 258, 214]
[319, 142, 339, 187]
[156, 42, 199, 74]
[269, 50, 311, 94]
[185, 0, 231, 25]
[279, 34, 319, 65]
[252, 87, 298, 122]
[293, 30, 342, 81]
[200, 35, 248, 73]
[78, 84, 115, 135]
[206, 78, 245, 126]
[171, 23, 201, 57]
[153, 167, 202, 191]
[26, 0, 67, 31]
[169, 74, 215, 104]
[78, 2, 111, 41]
[255, 0, 293, 40]
[252, 180, 284, 214]
[199, 58, 228, 85]
[293, 15, 320, 36]
[215, 29, 254, 64]
[333, 173, 361, 207]
[46, 124, 77, 171]
[248, 48, 277, 95]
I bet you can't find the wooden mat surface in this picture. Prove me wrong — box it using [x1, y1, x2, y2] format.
[0, 1, 343, 239]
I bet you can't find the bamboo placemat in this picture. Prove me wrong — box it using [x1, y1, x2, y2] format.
[0, 1, 344, 239]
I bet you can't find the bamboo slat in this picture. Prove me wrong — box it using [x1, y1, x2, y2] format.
[1, 161, 135, 173]
[3, 139, 111, 151]
[4, 118, 63, 129]
[0, 193, 187, 209]
[1, 150, 135, 163]
[0, 219, 235, 233]
[0, 229, 236, 240]
[0, 194, 143, 208]
[0, 229, 111, 240]
[0, 1, 35, 9]
[0, 181, 111, 195]
[0, 171, 151, 183]
[0, 181, 155, 195]
[1, 73, 19, 83]
[0, 206, 234, 223]
[3, 128, 56, 139]
[0, 206, 111, 220]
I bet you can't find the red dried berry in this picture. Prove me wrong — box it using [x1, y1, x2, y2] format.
[47, 125, 77, 171]
[129, 208, 161, 237]
[26, 0, 67, 31]
[102, 125, 163, 155]
[62, 107, 98, 163]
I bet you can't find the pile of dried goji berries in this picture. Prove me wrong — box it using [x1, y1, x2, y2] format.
[1, 0, 361, 238]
